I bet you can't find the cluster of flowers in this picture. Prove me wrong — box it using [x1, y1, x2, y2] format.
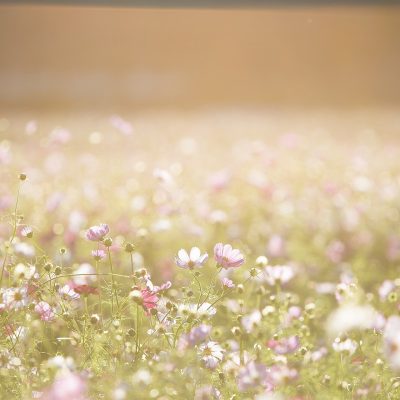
[2, 118, 400, 399]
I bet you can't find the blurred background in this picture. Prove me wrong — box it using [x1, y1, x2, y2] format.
[1, 4, 400, 111]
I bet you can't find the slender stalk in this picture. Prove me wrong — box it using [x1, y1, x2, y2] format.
[0, 182, 21, 287]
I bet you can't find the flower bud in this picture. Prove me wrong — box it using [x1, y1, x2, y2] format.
[124, 243, 135, 253]
[103, 237, 113, 247]
[90, 314, 100, 325]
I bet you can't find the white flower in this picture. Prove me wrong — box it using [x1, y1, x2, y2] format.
[241, 310, 262, 333]
[59, 284, 80, 300]
[332, 338, 357, 355]
[263, 265, 295, 286]
[14, 242, 35, 258]
[175, 247, 208, 270]
[72, 263, 96, 286]
[13, 263, 36, 280]
[383, 316, 400, 370]
[326, 304, 377, 338]
[3, 287, 29, 310]
[178, 302, 216, 317]
[198, 341, 224, 369]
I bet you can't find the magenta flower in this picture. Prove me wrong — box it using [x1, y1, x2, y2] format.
[85, 224, 109, 241]
[214, 243, 245, 269]
[130, 288, 159, 313]
[141, 289, 159, 312]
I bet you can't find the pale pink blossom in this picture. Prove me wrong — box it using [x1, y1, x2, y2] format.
[383, 316, 400, 370]
[85, 224, 109, 241]
[267, 335, 300, 354]
[178, 324, 211, 350]
[222, 277, 235, 289]
[59, 284, 80, 300]
[35, 301, 55, 322]
[214, 243, 245, 269]
[237, 362, 272, 392]
[326, 240, 346, 264]
[91, 249, 106, 261]
[42, 372, 87, 400]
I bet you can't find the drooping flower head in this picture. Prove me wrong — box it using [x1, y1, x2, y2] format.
[214, 243, 245, 269]
[85, 224, 109, 241]
[175, 247, 208, 270]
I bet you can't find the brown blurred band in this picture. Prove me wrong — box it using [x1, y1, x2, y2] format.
[2, 0, 400, 7]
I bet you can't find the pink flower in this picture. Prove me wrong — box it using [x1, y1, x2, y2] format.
[152, 281, 172, 293]
[267, 234, 285, 258]
[85, 224, 109, 241]
[91, 249, 106, 261]
[178, 324, 211, 350]
[267, 335, 300, 354]
[42, 372, 87, 400]
[326, 240, 346, 264]
[35, 301, 55, 322]
[141, 289, 158, 311]
[214, 243, 245, 269]
[222, 278, 235, 289]
[130, 288, 159, 313]
[237, 362, 272, 392]
[175, 247, 208, 270]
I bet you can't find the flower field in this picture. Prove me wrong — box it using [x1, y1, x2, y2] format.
[1, 110, 400, 399]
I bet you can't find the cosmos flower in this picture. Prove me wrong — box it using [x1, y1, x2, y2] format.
[175, 247, 208, 270]
[383, 316, 400, 370]
[59, 284, 80, 300]
[178, 324, 211, 350]
[3, 287, 29, 310]
[91, 249, 106, 261]
[332, 338, 357, 355]
[130, 288, 159, 313]
[72, 263, 97, 286]
[237, 362, 272, 392]
[198, 341, 224, 369]
[42, 372, 88, 400]
[214, 243, 245, 269]
[20, 226, 33, 238]
[194, 385, 221, 400]
[241, 310, 262, 333]
[35, 301, 55, 322]
[263, 265, 294, 286]
[267, 335, 300, 355]
[72, 284, 98, 296]
[85, 224, 109, 241]
[13, 263, 36, 281]
[222, 277, 235, 289]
